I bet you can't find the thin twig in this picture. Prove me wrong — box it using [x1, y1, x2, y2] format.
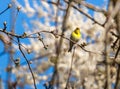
[65, 46, 76, 89]
[78, 1, 107, 14]
[37, 33, 48, 49]
[114, 45, 120, 59]
[110, 31, 120, 38]
[41, 0, 66, 11]
[64, 0, 104, 27]
[17, 38, 37, 89]
[8, 35, 28, 51]
[0, 29, 22, 38]
[0, 4, 12, 15]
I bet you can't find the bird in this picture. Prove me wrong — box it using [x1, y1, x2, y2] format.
[68, 27, 81, 52]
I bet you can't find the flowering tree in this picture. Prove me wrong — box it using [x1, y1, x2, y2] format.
[0, 0, 120, 89]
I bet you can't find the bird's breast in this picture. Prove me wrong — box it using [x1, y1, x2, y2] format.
[71, 32, 81, 42]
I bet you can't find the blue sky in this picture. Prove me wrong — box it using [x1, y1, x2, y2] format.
[0, 0, 109, 89]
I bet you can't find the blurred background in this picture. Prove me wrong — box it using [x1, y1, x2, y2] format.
[0, 0, 120, 89]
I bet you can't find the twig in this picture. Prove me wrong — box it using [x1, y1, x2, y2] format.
[17, 38, 37, 89]
[41, 0, 66, 11]
[27, 30, 103, 55]
[78, 1, 107, 14]
[65, 46, 76, 89]
[0, 4, 12, 15]
[37, 33, 48, 49]
[114, 45, 120, 59]
[111, 38, 119, 51]
[64, 0, 104, 27]
[0, 28, 103, 55]
[110, 31, 120, 38]
[0, 29, 22, 38]
[8, 35, 28, 51]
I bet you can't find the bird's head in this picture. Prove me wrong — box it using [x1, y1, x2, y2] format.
[75, 27, 80, 34]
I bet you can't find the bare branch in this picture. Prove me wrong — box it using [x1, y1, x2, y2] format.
[65, 46, 76, 89]
[17, 38, 37, 89]
[75, 1, 107, 14]
[0, 4, 12, 15]
[64, 0, 104, 27]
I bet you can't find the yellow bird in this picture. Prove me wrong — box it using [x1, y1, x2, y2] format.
[68, 27, 81, 52]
